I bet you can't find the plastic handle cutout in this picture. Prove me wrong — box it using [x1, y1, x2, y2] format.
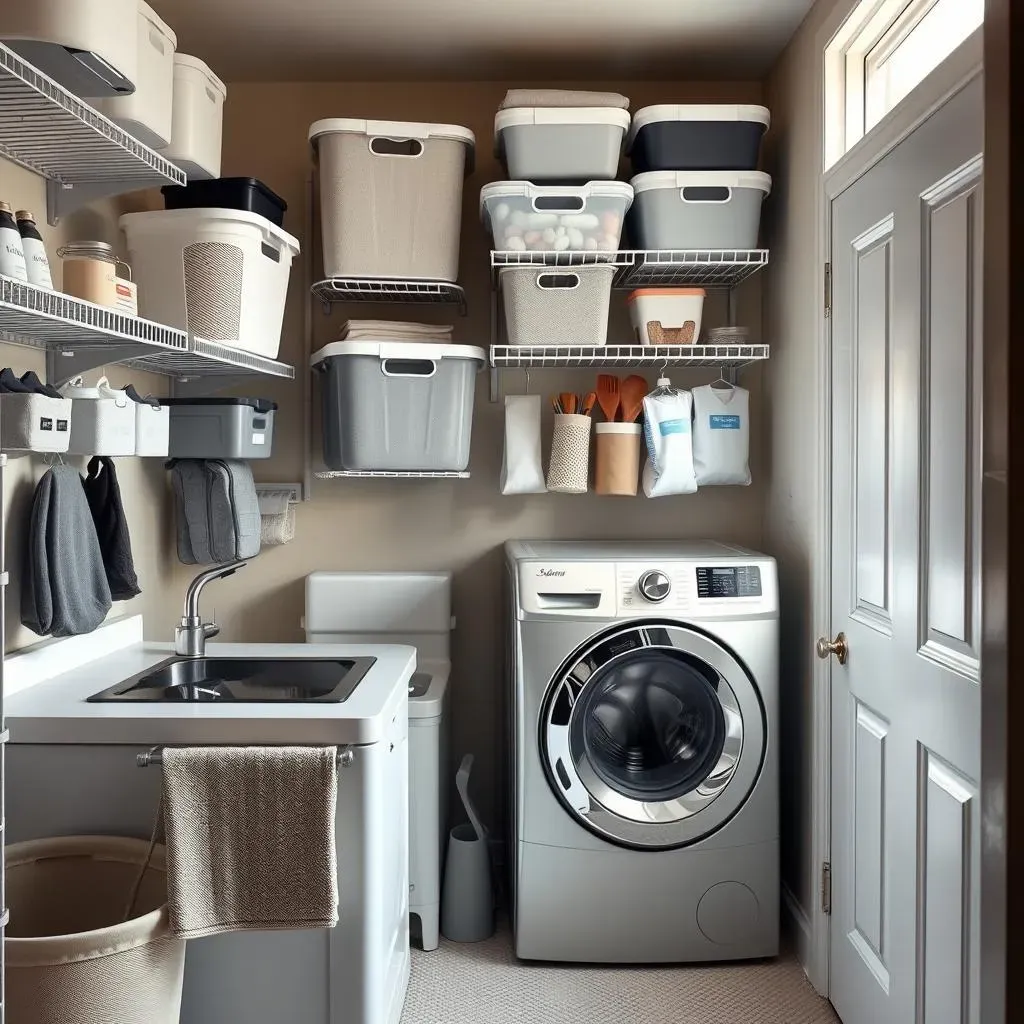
[680, 186, 733, 204]
[536, 593, 602, 609]
[532, 195, 585, 213]
[381, 358, 437, 378]
[260, 242, 282, 263]
[369, 137, 425, 158]
[205, 86, 218, 104]
[148, 29, 166, 55]
[537, 273, 580, 291]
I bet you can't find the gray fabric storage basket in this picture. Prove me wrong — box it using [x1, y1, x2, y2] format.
[6, 835, 185, 1024]
[500, 264, 615, 347]
[629, 171, 771, 250]
[312, 341, 486, 471]
[309, 118, 475, 282]
[163, 398, 276, 460]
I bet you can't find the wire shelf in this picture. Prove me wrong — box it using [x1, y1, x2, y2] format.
[0, 42, 184, 222]
[490, 344, 770, 369]
[313, 278, 467, 313]
[316, 469, 471, 479]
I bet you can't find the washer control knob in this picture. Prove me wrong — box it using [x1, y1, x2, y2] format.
[638, 570, 671, 603]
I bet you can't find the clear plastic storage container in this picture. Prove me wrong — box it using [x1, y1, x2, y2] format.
[628, 105, 770, 173]
[481, 181, 633, 252]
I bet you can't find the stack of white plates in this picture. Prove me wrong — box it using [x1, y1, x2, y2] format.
[707, 326, 751, 344]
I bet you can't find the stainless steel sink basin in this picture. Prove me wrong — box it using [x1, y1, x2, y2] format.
[87, 656, 376, 703]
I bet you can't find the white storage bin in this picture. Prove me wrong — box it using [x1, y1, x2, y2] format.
[629, 171, 771, 250]
[312, 341, 486, 472]
[481, 181, 633, 253]
[627, 287, 706, 345]
[1, 0, 138, 97]
[119, 208, 300, 359]
[159, 54, 226, 179]
[60, 377, 137, 456]
[495, 107, 631, 183]
[134, 400, 169, 456]
[97, 1, 176, 148]
[310, 119, 475, 282]
[499, 264, 615, 348]
[0, 394, 71, 453]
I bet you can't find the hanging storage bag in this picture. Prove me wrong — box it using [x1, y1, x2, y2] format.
[501, 395, 547, 495]
[691, 383, 752, 486]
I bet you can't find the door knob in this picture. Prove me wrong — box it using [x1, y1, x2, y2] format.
[816, 632, 848, 665]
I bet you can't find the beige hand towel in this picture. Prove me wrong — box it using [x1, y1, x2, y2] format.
[161, 746, 339, 939]
[500, 89, 630, 110]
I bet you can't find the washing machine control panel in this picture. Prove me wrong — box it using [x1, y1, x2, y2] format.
[618, 565, 691, 613]
[696, 565, 763, 598]
[637, 569, 672, 602]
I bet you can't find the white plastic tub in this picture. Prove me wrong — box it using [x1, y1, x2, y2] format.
[629, 171, 771, 250]
[310, 118, 475, 282]
[97, 1, 176, 148]
[120, 208, 300, 359]
[60, 377, 137, 456]
[628, 287, 706, 345]
[0, 0, 138, 97]
[160, 54, 226, 179]
[312, 341, 486, 472]
[495, 107, 630, 183]
[481, 181, 633, 252]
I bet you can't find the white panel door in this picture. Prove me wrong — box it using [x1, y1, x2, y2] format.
[828, 75, 983, 1024]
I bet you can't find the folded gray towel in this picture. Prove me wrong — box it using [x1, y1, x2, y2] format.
[161, 746, 339, 939]
[500, 89, 630, 110]
[21, 465, 112, 636]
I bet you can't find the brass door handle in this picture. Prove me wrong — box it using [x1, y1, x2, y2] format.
[816, 632, 848, 665]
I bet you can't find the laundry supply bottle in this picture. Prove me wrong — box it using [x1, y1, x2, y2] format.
[0, 202, 28, 283]
[16, 211, 53, 289]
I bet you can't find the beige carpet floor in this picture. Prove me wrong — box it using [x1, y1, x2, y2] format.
[402, 925, 839, 1024]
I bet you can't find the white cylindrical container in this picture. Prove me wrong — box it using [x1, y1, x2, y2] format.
[0, 203, 28, 283]
[159, 54, 227, 179]
[547, 413, 592, 494]
[16, 211, 53, 289]
[57, 241, 125, 308]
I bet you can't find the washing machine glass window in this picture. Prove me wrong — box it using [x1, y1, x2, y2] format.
[541, 621, 764, 850]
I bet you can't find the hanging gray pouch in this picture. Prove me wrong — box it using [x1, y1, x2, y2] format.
[171, 459, 261, 564]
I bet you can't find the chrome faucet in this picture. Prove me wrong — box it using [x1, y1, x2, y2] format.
[174, 560, 247, 657]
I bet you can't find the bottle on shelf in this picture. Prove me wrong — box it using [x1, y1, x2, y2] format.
[0, 202, 28, 283]
[16, 211, 53, 290]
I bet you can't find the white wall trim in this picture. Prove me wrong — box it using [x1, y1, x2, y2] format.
[782, 881, 814, 969]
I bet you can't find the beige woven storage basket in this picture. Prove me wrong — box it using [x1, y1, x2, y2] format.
[6, 835, 185, 1024]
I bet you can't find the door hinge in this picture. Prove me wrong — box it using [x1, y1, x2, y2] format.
[821, 861, 832, 915]
[824, 261, 832, 318]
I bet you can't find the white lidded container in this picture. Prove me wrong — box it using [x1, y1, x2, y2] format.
[0, 0, 138, 97]
[499, 264, 616, 348]
[480, 181, 633, 253]
[159, 54, 227, 179]
[120, 207, 300, 359]
[627, 287, 706, 345]
[59, 376, 137, 456]
[495, 107, 631, 183]
[310, 118, 475, 283]
[312, 341, 486, 472]
[629, 170, 771, 250]
[96, 1, 176, 149]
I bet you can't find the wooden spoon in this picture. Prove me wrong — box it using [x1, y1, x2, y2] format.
[596, 374, 620, 422]
[619, 375, 649, 423]
[559, 392, 577, 415]
[581, 391, 597, 416]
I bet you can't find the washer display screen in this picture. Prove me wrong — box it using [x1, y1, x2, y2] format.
[696, 566, 762, 598]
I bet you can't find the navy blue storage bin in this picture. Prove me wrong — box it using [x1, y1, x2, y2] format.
[628, 105, 770, 173]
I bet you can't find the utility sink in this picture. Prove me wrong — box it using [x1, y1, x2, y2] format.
[87, 656, 377, 703]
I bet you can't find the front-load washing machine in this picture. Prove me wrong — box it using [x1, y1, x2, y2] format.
[505, 540, 778, 963]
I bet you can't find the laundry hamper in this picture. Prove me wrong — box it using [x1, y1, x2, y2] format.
[5, 835, 186, 1024]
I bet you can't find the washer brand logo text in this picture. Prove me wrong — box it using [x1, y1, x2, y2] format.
[537, 568, 566, 577]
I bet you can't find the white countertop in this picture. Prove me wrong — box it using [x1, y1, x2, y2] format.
[6, 621, 416, 747]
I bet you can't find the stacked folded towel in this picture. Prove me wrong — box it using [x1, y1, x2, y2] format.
[500, 89, 630, 110]
[339, 320, 454, 343]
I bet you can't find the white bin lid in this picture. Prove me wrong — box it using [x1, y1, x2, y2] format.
[627, 104, 770, 149]
[311, 340, 487, 367]
[630, 170, 772, 196]
[494, 106, 630, 157]
[479, 179, 634, 221]
[174, 53, 226, 98]
[119, 206, 300, 254]
[309, 118, 475, 148]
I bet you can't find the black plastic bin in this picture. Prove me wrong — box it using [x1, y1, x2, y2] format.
[628, 104, 770, 173]
[161, 178, 288, 227]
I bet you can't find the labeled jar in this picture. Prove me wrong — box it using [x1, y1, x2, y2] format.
[57, 241, 128, 309]
[16, 211, 53, 290]
[0, 201, 28, 283]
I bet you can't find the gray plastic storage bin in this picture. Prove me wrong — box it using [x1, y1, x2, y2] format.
[164, 397, 276, 460]
[309, 118, 475, 282]
[499, 264, 615, 348]
[629, 171, 771, 250]
[312, 342, 486, 472]
[494, 107, 631, 183]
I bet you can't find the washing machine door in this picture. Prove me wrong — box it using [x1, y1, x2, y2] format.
[541, 621, 765, 850]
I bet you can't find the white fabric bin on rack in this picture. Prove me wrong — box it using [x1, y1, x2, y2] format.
[60, 377, 137, 456]
[96, 1, 176, 148]
[310, 118, 475, 282]
[159, 54, 227, 179]
[499, 264, 615, 348]
[0, 394, 72, 453]
[119, 208, 300, 359]
[312, 341, 486, 472]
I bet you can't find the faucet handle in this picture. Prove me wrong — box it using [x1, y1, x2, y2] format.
[203, 622, 220, 640]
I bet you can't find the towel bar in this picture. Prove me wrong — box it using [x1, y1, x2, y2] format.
[136, 746, 356, 768]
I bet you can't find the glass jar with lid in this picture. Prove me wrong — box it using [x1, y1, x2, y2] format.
[57, 241, 130, 309]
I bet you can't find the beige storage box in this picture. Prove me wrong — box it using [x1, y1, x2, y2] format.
[310, 118, 475, 283]
[160, 54, 226, 179]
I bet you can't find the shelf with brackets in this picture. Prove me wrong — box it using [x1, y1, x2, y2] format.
[312, 277, 468, 315]
[0, 42, 185, 224]
[490, 344, 770, 369]
[315, 469, 470, 480]
[0, 276, 295, 395]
